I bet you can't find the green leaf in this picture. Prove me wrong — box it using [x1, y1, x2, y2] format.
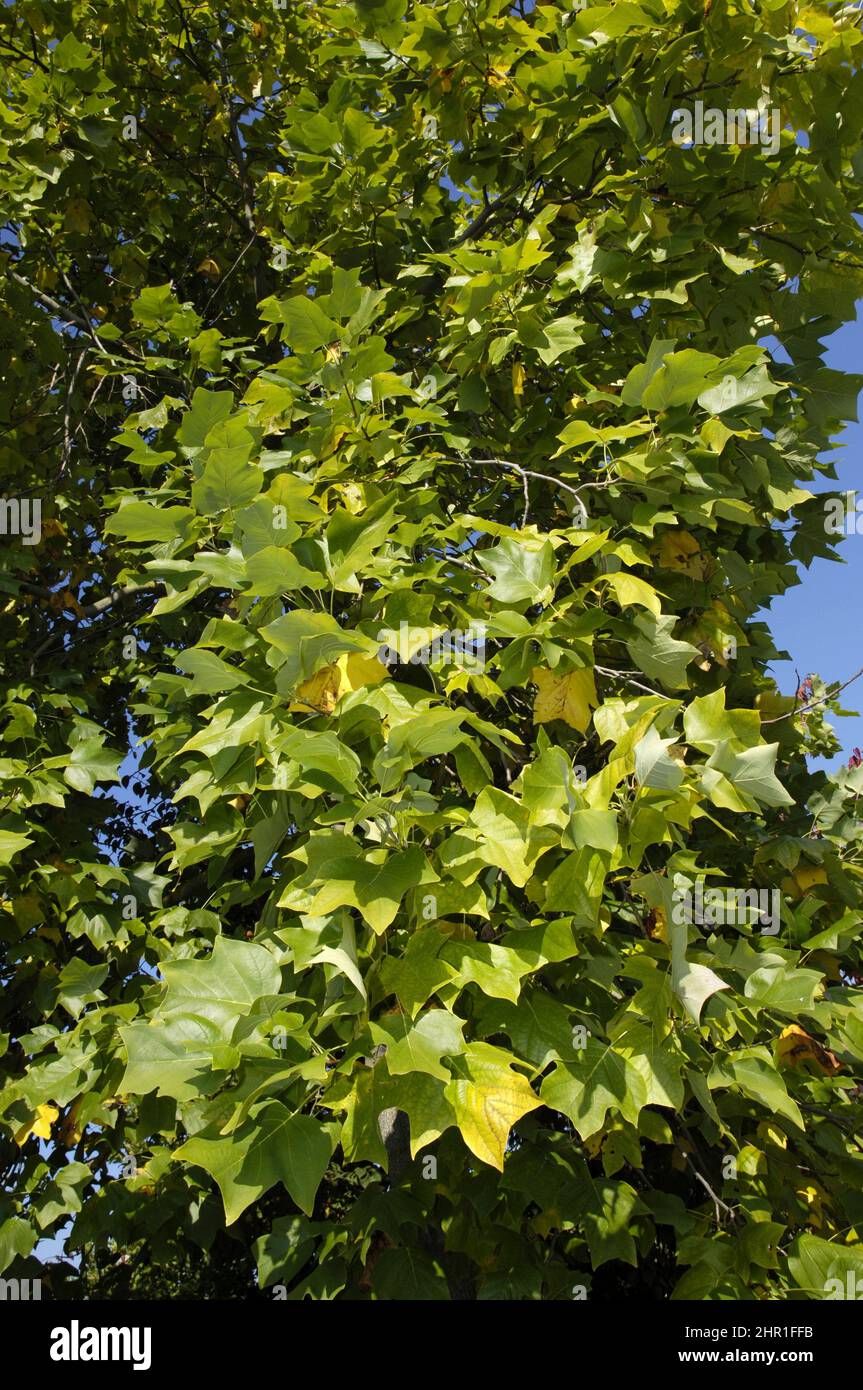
[708, 1049, 804, 1129]
[120, 1013, 229, 1102]
[640, 350, 721, 412]
[743, 965, 822, 1015]
[544, 848, 606, 921]
[722, 744, 794, 808]
[177, 388, 234, 454]
[191, 444, 263, 513]
[0, 829, 33, 864]
[254, 1215, 322, 1289]
[372, 1247, 451, 1300]
[175, 648, 249, 694]
[787, 1234, 863, 1299]
[263, 295, 338, 353]
[697, 365, 782, 415]
[477, 537, 555, 605]
[63, 738, 122, 795]
[634, 725, 684, 790]
[176, 1104, 332, 1223]
[56, 958, 109, 1019]
[157, 937, 282, 1030]
[371, 1008, 466, 1081]
[104, 502, 197, 543]
[627, 614, 699, 690]
[279, 846, 431, 934]
[0, 1217, 35, 1276]
[541, 1040, 649, 1138]
[621, 337, 677, 407]
[245, 546, 323, 595]
[380, 927, 459, 1018]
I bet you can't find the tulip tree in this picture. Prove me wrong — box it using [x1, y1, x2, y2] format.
[2, 0, 863, 1300]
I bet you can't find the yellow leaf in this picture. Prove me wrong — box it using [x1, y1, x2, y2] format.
[756, 1121, 787, 1150]
[65, 197, 92, 234]
[756, 691, 796, 721]
[512, 361, 525, 400]
[336, 481, 363, 513]
[776, 1024, 842, 1076]
[603, 571, 661, 616]
[196, 257, 221, 279]
[794, 864, 828, 892]
[700, 418, 733, 454]
[798, 7, 835, 39]
[532, 1207, 561, 1236]
[797, 1183, 829, 1230]
[343, 652, 388, 693]
[290, 662, 343, 715]
[646, 906, 668, 943]
[657, 528, 709, 580]
[781, 864, 829, 901]
[289, 653, 388, 715]
[15, 1103, 59, 1147]
[532, 666, 597, 733]
[583, 1131, 604, 1159]
[447, 1064, 541, 1170]
[679, 600, 740, 669]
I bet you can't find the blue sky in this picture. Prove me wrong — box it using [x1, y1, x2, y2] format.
[762, 308, 863, 769]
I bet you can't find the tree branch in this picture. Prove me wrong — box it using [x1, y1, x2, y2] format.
[761, 666, 863, 724]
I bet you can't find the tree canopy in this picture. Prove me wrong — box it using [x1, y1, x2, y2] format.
[2, 0, 863, 1301]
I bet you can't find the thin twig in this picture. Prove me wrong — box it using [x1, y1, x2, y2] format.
[595, 665, 663, 699]
[449, 455, 596, 525]
[60, 347, 87, 474]
[681, 1151, 738, 1225]
[40, 235, 109, 353]
[761, 666, 863, 724]
[28, 583, 160, 674]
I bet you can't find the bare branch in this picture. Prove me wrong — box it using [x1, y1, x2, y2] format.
[761, 666, 863, 725]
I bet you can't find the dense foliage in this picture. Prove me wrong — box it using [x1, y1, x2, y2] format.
[2, 0, 863, 1301]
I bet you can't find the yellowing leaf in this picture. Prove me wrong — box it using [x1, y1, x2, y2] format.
[798, 7, 835, 39]
[797, 1183, 830, 1229]
[512, 361, 525, 399]
[532, 666, 597, 732]
[290, 653, 388, 714]
[65, 197, 92, 234]
[646, 906, 669, 942]
[290, 662, 342, 715]
[794, 865, 828, 892]
[700, 418, 734, 453]
[602, 571, 661, 616]
[756, 691, 796, 721]
[445, 1045, 541, 1170]
[57, 1100, 83, 1148]
[756, 1121, 787, 1150]
[196, 257, 221, 279]
[343, 652, 388, 692]
[657, 528, 709, 580]
[15, 1103, 59, 1146]
[776, 1025, 842, 1076]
